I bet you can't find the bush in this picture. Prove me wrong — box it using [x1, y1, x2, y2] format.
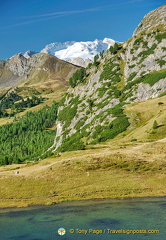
[156, 59, 166, 67]
[128, 64, 136, 68]
[158, 102, 164, 105]
[138, 44, 157, 58]
[131, 139, 137, 142]
[94, 54, 100, 67]
[100, 62, 120, 81]
[99, 116, 130, 142]
[75, 117, 88, 130]
[153, 120, 158, 129]
[59, 133, 85, 152]
[109, 43, 119, 54]
[133, 37, 143, 46]
[127, 72, 137, 82]
[155, 32, 166, 43]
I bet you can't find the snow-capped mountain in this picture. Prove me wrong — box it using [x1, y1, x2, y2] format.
[41, 38, 116, 67]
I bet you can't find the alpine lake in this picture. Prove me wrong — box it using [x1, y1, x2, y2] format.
[0, 197, 166, 240]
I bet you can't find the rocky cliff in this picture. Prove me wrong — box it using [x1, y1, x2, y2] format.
[52, 4, 166, 152]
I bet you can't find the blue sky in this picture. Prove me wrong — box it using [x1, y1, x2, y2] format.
[0, 0, 165, 60]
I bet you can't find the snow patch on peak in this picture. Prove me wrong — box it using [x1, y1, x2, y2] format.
[103, 38, 116, 45]
[41, 38, 117, 67]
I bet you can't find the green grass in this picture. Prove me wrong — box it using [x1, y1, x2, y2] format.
[0, 96, 166, 208]
[142, 69, 166, 86]
[122, 69, 166, 93]
[0, 142, 166, 208]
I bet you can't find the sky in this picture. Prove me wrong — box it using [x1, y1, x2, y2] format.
[0, 0, 165, 60]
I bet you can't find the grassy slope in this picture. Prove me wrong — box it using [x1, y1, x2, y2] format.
[123, 95, 166, 141]
[0, 96, 166, 208]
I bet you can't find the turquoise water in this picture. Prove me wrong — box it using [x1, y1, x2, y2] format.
[0, 197, 166, 240]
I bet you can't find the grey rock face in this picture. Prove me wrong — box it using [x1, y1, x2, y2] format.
[52, 4, 166, 151]
[68, 57, 92, 67]
[134, 79, 166, 101]
[133, 4, 166, 36]
[0, 53, 79, 89]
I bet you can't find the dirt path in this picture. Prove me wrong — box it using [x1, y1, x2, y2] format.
[0, 148, 111, 177]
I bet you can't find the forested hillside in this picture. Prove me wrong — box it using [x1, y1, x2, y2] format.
[0, 101, 58, 165]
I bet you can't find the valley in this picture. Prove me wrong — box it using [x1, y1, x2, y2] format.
[0, 96, 166, 208]
[0, 4, 166, 208]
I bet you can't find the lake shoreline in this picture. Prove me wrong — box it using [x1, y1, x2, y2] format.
[1, 195, 166, 210]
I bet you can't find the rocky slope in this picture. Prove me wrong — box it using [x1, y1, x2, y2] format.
[52, 4, 166, 152]
[0, 53, 79, 91]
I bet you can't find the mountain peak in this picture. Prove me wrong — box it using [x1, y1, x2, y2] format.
[133, 4, 166, 36]
[23, 50, 37, 59]
[41, 38, 116, 67]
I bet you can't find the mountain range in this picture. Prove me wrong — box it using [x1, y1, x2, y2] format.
[40, 38, 116, 67]
[17, 38, 116, 67]
[0, 4, 166, 208]
[0, 52, 79, 95]
[0, 4, 165, 157]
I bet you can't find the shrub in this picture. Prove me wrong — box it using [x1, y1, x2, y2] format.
[59, 134, 85, 152]
[109, 43, 119, 54]
[87, 99, 95, 110]
[94, 54, 100, 67]
[138, 44, 157, 58]
[127, 72, 137, 82]
[75, 117, 88, 130]
[158, 102, 164, 105]
[162, 47, 166, 51]
[100, 62, 120, 81]
[133, 37, 143, 46]
[128, 64, 136, 68]
[156, 59, 166, 67]
[114, 89, 121, 98]
[142, 41, 148, 48]
[153, 120, 158, 129]
[99, 116, 130, 142]
[155, 32, 166, 43]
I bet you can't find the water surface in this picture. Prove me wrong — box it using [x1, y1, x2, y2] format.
[0, 197, 166, 240]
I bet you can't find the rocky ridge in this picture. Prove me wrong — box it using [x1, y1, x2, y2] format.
[52, 4, 166, 152]
[0, 53, 79, 90]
